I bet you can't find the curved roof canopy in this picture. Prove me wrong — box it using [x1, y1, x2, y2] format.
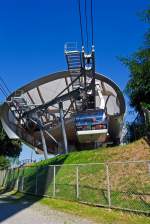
[8, 71, 125, 116]
[0, 71, 126, 154]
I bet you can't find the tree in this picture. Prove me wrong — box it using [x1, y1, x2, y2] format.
[120, 7, 150, 113]
[0, 156, 10, 169]
[0, 121, 22, 157]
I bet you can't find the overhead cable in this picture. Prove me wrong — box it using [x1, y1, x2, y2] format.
[78, 0, 84, 46]
[0, 76, 11, 95]
[90, 0, 94, 45]
[85, 0, 89, 51]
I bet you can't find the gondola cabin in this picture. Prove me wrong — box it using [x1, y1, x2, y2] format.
[75, 110, 108, 143]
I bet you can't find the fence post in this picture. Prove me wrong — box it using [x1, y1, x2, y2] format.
[2, 170, 5, 186]
[106, 163, 111, 208]
[16, 168, 19, 191]
[148, 161, 150, 174]
[2, 170, 4, 186]
[0, 170, 2, 186]
[53, 165, 56, 197]
[1, 170, 3, 187]
[21, 168, 24, 192]
[2, 169, 6, 187]
[3, 168, 8, 187]
[0, 170, 3, 187]
[0, 170, 2, 187]
[76, 166, 79, 199]
[12, 168, 15, 188]
[35, 173, 38, 195]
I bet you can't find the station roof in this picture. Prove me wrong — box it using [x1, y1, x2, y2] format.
[9, 71, 126, 116]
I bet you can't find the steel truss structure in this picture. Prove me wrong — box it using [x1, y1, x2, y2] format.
[0, 43, 125, 158]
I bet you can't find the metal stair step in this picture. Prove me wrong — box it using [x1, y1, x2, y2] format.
[68, 57, 80, 60]
[69, 68, 81, 71]
[68, 67, 81, 70]
[67, 55, 81, 59]
[68, 62, 81, 66]
[68, 63, 81, 66]
[65, 51, 80, 55]
[68, 60, 81, 64]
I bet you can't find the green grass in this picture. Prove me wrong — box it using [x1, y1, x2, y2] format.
[40, 197, 150, 224]
[2, 191, 150, 224]
[2, 138, 150, 213]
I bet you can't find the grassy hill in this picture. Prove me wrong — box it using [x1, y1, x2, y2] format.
[33, 137, 150, 167]
[3, 138, 150, 214]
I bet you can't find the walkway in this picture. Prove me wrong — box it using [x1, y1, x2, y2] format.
[0, 193, 94, 224]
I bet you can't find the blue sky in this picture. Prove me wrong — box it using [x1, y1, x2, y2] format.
[0, 0, 149, 161]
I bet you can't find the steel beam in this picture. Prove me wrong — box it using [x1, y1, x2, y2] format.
[40, 129, 48, 160]
[59, 101, 68, 154]
[23, 88, 81, 117]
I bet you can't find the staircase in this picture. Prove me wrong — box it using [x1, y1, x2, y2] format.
[65, 51, 82, 90]
[10, 96, 28, 124]
[65, 43, 83, 110]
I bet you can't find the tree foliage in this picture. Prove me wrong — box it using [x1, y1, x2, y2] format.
[0, 156, 10, 169]
[120, 7, 150, 112]
[0, 121, 22, 157]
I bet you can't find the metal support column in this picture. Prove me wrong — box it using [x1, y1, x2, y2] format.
[59, 101, 68, 154]
[40, 129, 48, 160]
[91, 46, 96, 109]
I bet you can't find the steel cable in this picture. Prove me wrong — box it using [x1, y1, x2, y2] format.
[78, 0, 84, 46]
[90, 0, 94, 45]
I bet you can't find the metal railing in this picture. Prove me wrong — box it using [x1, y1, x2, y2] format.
[64, 42, 78, 53]
[0, 160, 150, 214]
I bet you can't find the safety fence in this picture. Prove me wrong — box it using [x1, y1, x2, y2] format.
[0, 160, 150, 214]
